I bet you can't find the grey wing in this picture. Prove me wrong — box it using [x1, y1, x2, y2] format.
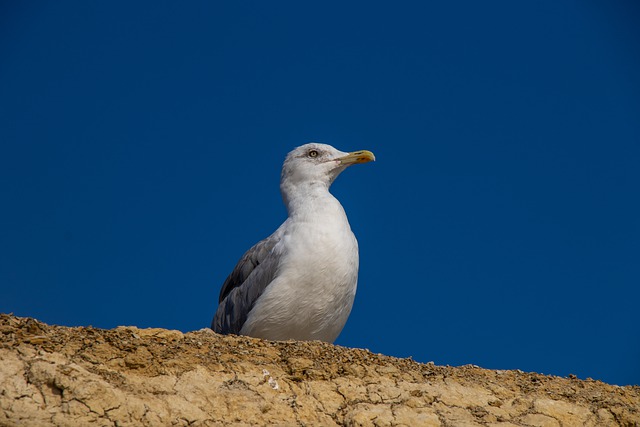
[211, 228, 283, 335]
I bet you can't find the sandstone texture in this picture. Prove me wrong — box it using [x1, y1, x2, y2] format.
[0, 314, 638, 426]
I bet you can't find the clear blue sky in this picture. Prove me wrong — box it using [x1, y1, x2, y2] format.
[1, 2, 638, 386]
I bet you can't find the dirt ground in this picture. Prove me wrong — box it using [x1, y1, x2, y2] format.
[1, 313, 638, 426]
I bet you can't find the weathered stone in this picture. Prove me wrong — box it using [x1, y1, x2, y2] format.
[0, 314, 638, 426]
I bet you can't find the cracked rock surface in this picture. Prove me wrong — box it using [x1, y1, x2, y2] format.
[1, 314, 638, 426]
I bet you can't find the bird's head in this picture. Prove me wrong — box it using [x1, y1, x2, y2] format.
[281, 143, 375, 191]
[279, 143, 375, 211]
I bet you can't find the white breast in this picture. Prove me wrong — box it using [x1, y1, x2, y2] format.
[240, 201, 359, 342]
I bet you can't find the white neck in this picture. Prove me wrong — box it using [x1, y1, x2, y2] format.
[281, 179, 345, 221]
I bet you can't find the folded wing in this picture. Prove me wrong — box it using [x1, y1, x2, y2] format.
[212, 227, 284, 334]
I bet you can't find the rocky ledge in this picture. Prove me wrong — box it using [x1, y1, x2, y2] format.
[0, 314, 638, 426]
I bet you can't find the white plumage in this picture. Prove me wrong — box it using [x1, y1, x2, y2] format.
[212, 143, 375, 342]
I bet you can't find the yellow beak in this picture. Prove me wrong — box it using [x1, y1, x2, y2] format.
[336, 150, 376, 165]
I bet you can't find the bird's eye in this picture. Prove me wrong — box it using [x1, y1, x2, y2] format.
[308, 149, 319, 158]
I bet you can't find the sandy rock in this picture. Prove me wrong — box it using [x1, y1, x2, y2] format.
[0, 314, 638, 426]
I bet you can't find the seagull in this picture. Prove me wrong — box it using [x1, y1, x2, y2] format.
[211, 143, 375, 342]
